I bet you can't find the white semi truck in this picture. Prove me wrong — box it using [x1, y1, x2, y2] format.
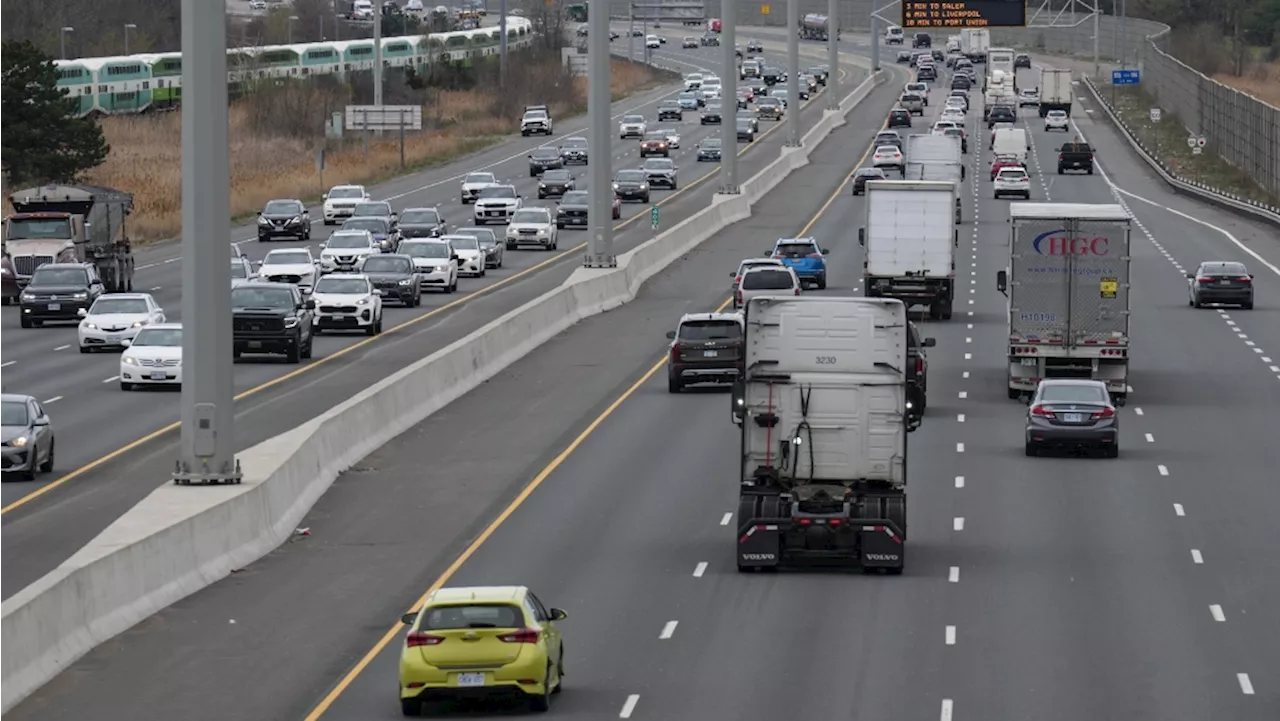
[1038, 68, 1074, 116]
[732, 296, 921, 574]
[997, 203, 1133, 403]
[858, 180, 959, 320]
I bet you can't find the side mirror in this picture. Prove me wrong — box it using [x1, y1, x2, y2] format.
[304, 298, 316, 310]
[858, 228, 866, 247]
[549, 608, 568, 621]
[121, 338, 132, 347]
[32, 417, 50, 427]
[821, 248, 830, 254]
[451, 254, 460, 262]
[731, 378, 746, 425]
[922, 337, 937, 347]
[373, 289, 384, 296]
[666, 330, 676, 339]
[1185, 272, 1194, 279]
[321, 194, 328, 200]
[400, 612, 417, 626]
[253, 260, 263, 268]
[997, 269, 1008, 296]
[77, 308, 88, 318]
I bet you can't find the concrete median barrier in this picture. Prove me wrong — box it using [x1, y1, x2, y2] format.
[1, 62, 885, 713]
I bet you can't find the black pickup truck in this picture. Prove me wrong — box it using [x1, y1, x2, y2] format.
[1057, 142, 1095, 174]
[230, 282, 315, 363]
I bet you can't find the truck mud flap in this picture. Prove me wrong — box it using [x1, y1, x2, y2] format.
[857, 522, 905, 570]
[736, 493, 907, 573]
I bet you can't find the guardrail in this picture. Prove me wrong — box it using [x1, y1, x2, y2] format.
[1080, 74, 1280, 228]
[1, 55, 888, 714]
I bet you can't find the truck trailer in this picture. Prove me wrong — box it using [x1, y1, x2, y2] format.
[799, 13, 836, 40]
[1038, 68, 1073, 116]
[997, 203, 1132, 403]
[904, 134, 967, 186]
[5, 185, 135, 292]
[960, 28, 989, 63]
[858, 180, 959, 320]
[732, 296, 921, 574]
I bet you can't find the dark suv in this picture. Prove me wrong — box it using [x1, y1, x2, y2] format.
[18, 263, 104, 328]
[666, 312, 745, 393]
[528, 147, 563, 176]
[230, 282, 315, 363]
[907, 321, 937, 411]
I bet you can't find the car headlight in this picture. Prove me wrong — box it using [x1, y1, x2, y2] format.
[356, 296, 371, 305]
[132, 319, 147, 328]
[73, 292, 88, 300]
[10, 436, 28, 448]
[539, 183, 546, 188]
[612, 183, 620, 190]
[640, 183, 650, 190]
[283, 317, 300, 328]
[398, 278, 413, 285]
[258, 217, 271, 225]
[123, 356, 138, 366]
[84, 322, 98, 330]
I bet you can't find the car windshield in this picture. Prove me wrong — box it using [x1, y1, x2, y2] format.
[742, 269, 796, 290]
[131, 327, 182, 347]
[542, 170, 571, 182]
[623, 115, 644, 123]
[645, 131, 666, 140]
[89, 297, 149, 315]
[1039, 384, 1109, 404]
[328, 187, 364, 199]
[999, 169, 1028, 179]
[532, 148, 558, 159]
[421, 604, 523, 630]
[679, 92, 696, 101]
[264, 200, 301, 214]
[1048, 111, 1067, 119]
[759, 98, 779, 106]
[343, 218, 389, 233]
[4, 217, 72, 240]
[1201, 262, 1248, 275]
[857, 168, 884, 177]
[775, 242, 817, 257]
[264, 250, 311, 265]
[945, 129, 964, 138]
[661, 100, 679, 108]
[30, 267, 88, 286]
[877, 146, 900, 154]
[233, 285, 296, 308]
[561, 138, 587, 148]
[353, 203, 391, 216]
[1, 401, 28, 426]
[643, 159, 674, 169]
[399, 210, 439, 225]
[361, 256, 411, 272]
[561, 191, 589, 204]
[511, 209, 548, 224]
[315, 277, 369, 294]
[400, 243, 451, 259]
[327, 233, 372, 249]
[616, 171, 644, 182]
[464, 173, 495, 184]
[446, 236, 479, 250]
[679, 319, 741, 340]
[523, 110, 547, 120]
[477, 186, 516, 199]
[702, 139, 722, 148]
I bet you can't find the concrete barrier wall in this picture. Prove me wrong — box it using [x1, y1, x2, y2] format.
[1, 58, 886, 713]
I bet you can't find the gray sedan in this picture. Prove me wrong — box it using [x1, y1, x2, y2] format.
[1024, 379, 1119, 458]
[1, 393, 55, 480]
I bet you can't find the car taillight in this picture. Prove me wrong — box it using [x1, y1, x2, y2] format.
[1030, 404, 1055, 418]
[670, 344, 679, 362]
[794, 287, 801, 295]
[498, 629, 540, 643]
[735, 290, 743, 306]
[1197, 277, 1214, 284]
[807, 253, 823, 259]
[1090, 406, 1116, 419]
[406, 632, 444, 647]
[915, 357, 924, 374]
[1237, 276, 1252, 283]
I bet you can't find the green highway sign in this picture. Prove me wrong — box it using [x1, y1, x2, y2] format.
[650, 205, 660, 230]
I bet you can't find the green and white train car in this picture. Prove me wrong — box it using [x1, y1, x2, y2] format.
[51, 17, 532, 116]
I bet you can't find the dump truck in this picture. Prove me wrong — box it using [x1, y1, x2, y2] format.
[5, 185, 135, 292]
[858, 180, 959, 320]
[1038, 68, 1073, 116]
[997, 203, 1133, 403]
[732, 296, 921, 574]
[799, 13, 836, 40]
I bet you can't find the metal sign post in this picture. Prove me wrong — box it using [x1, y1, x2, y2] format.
[826, 0, 838, 111]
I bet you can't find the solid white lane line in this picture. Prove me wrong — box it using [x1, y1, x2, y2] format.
[953, 517, 965, 531]
[720, 512, 733, 526]
[1, 361, 15, 368]
[1210, 605, 1225, 622]
[150, 286, 163, 291]
[693, 561, 707, 578]
[43, 396, 63, 404]
[957, 413, 965, 422]
[102, 375, 120, 383]
[1174, 503, 1186, 517]
[955, 476, 965, 488]
[1158, 464, 1170, 476]
[958, 391, 968, 399]
[945, 626, 956, 645]
[660, 621, 678, 639]
[1134, 407, 1144, 415]
[967, 323, 973, 329]
[620, 694, 641, 718]
[940, 699, 954, 721]
[1145, 433, 1154, 443]
[948, 566, 960, 583]
[956, 443, 965, 453]
[1191, 549, 1203, 564]
[1237, 673, 1254, 695]
[54, 344, 70, 351]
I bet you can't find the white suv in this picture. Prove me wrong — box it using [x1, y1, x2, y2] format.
[993, 167, 1032, 199]
[505, 207, 558, 250]
[318, 230, 379, 274]
[311, 273, 383, 336]
[321, 185, 370, 225]
[472, 184, 523, 224]
[1044, 110, 1070, 132]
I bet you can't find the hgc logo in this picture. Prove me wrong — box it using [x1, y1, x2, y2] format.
[1033, 229, 1110, 256]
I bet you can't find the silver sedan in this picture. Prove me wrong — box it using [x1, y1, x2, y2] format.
[1024, 379, 1119, 458]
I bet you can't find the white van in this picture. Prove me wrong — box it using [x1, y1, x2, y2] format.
[735, 265, 801, 310]
[992, 127, 1028, 163]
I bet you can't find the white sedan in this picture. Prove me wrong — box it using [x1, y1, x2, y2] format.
[441, 234, 488, 276]
[258, 248, 318, 290]
[872, 145, 905, 175]
[119, 323, 183, 391]
[1044, 109, 1070, 131]
[661, 128, 681, 148]
[993, 167, 1032, 199]
[77, 293, 165, 352]
[311, 273, 383, 335]
[939, 109, 965, 124]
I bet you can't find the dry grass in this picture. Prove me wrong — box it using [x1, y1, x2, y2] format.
[1213, 60, 1280, 107]
[25, 59, 665, 242]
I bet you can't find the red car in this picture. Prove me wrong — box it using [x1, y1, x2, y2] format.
[990, 155, 1025, 181]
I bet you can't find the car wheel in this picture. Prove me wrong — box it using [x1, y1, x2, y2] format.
[120, 382, 133, 391]
[1024, 442, 1038, 457]
[1104, 444, 1120, 459]
[286, 344, 300, 363]
[400, 698, 422, 717]
[668, 374, 682, 393]
[816, 274, 827, 290]
[528, 666, 553, 712]
[1192, 296, 1202, 308]
[20, 315, 32, 329]
[38, 438, 56, 473]
[300, 336, 313, 360]
[79, 344, 91, 353]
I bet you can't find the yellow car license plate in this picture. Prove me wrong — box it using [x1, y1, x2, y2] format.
[456, 672, 486, 687]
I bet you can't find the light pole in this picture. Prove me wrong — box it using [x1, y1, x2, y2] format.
[288, 15, 299, 44]
[59, 26, 74, 60]
[124, 23, 137, 55]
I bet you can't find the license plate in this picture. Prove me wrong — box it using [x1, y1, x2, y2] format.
[1219, 279, 1230, 285]
[48, 302, 61, 311]
[1063, 413, 1084, 422]
[456, 672, 486, 687]
[488, 211, 500, 216]
[1021, 358, 1037, 366]
[150, 371, 167, 380]
[703, 350, 718, 357]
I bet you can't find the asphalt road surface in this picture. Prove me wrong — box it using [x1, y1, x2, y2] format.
[0, 38, 864, 596]
[10, 37, 1278, 721]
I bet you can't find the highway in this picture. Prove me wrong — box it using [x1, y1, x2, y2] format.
[0, 37, 864, 596]
[9, 36, 1279, 721]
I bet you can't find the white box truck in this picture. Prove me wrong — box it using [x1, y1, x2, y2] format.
[961, 28, 990, 63]
[997, 203, 1133, 403]
[1038, 68, 1073, 117]
[732, 296, 921, 574]
[904, 134, 966, 220]
[858, 180, 959, 320]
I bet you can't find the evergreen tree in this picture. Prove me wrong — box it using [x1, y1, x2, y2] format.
[1, 40, 110, 187]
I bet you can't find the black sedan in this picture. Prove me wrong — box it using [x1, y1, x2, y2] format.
[850, 167, 887, 195]
[558, 136, 589, 165]
[1024, 380, 1119, 458]
[396, 207, 446, 239]
[1188, 261, 1254, 309]
[613, 170, 651, 202]
[696, 138, 723, 161]
[537, 169, 576, 199]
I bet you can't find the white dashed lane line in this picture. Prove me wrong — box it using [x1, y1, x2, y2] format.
[719, 512, 732, 526]
[949, 566, 960, 582]
[1174, 503, 1186, 517]
[2, 361, 16, 368]
[940, 698, 955, 721]
[1191, 549, 1204, 564]
[102, 375, 120, 383]
[1158, 464, 1170, 476]
[1237, 673, 1255, 695]
[54, 344, 70, 351]
[659, 621, 678, 639]
[956, 442, 965, 453]
[953, 517, 965, 531]
[945, 625, 957, 645]
[619, 693, 641, 718]
[1209, 605, 1226, 622]
[692, 561, 707, 578]
[954, 475, 965, 488]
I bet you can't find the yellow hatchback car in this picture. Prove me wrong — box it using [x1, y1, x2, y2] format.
[399, 586, 567, 716]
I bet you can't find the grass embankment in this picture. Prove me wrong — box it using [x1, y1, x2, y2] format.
[73, 58, 668, 242]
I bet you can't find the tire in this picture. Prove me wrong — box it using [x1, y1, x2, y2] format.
[286, 344, 300, 363]
[1008, 386, 1021, 400]
[816, 274, 827, 290]
[507, 242, 517, 250]
[557, 223, 565, 229]
[1192, 297, 1202, 308]
[1105, 444, 1120, 459]
[80, 344, 90, 353]
[20, 315, 32, 329]
[39, 439, 55, 473]
[121, 382, 133, 391]
[303, 226, 311, 240]
[527, 667, 553, 713]
[1025, 442, 1038, 457]
[449, 277, 458, 293]
[1058, 166, 1064, 175]
[479, 267, 487, 277]
[1242, 301, 1254, 310]
[668, 374, 682, 393]
[400, 698, 422, 717]
[301, 335, 313, 359]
